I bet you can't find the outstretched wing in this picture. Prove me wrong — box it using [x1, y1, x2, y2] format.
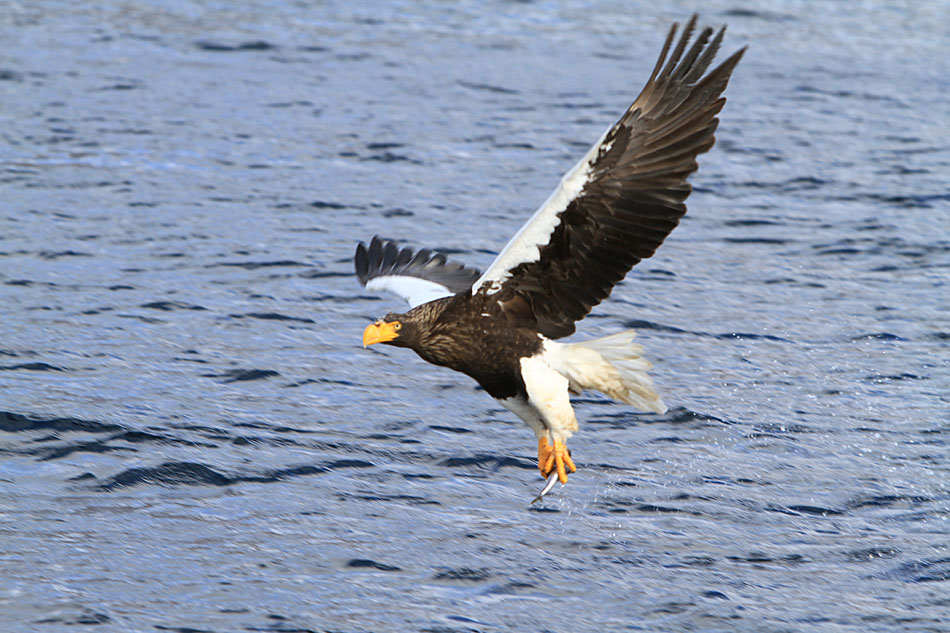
[355, 236, 482, 308]
[473, 15, 746, 338]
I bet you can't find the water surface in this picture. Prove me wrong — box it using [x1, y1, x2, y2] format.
[1, 1, 948, 631]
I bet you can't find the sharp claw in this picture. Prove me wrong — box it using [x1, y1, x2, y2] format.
[562, 448, 576, 473]
[552, 439, 575, 484]
[537, 437, 576, 484]
[538, 437, 554, 477]
[556, 457, 567, 484]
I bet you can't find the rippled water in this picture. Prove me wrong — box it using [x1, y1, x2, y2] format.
[2, 1, 948, 631]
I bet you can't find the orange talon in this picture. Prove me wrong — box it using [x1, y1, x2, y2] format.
[537, 437, 554, 477]
[552, 439, 576, 484]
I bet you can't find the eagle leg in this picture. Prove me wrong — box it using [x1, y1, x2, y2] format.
[537, 437, 554, 477]
[541, 438, 576, 484]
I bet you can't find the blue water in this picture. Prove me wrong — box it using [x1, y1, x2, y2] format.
[2, 1, 948, 631]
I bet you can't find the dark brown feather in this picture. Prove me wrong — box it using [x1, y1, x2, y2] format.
[355, 236, 482, 293]
[496, 15, 745, 338]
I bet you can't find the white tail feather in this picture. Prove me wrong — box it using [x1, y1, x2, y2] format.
[542, 329, 667, 414]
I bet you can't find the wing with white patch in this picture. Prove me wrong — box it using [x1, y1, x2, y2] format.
[473, 15, 745, 338]
[355, 236, 481, 309]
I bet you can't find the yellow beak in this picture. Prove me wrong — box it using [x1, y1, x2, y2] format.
[363, 321, 400, 347]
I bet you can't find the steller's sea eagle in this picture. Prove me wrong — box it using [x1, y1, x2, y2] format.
[355, 15, 745, 497]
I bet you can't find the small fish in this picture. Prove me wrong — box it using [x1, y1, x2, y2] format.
[530, 472, 560, 505]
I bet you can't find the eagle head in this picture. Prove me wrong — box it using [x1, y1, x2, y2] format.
[363, 312, 416, 348]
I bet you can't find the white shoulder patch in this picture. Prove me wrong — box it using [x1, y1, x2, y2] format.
[472, 121, 614, 294]
[365, 275, 455, 309]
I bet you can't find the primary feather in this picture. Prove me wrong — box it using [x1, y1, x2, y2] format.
[474, 15, 745, 338]
[355, 236, 482, 308]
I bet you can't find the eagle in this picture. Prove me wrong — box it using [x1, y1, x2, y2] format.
[355, 15, 744, 495]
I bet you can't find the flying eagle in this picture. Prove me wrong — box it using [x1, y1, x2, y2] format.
[356, 15, 744, 495]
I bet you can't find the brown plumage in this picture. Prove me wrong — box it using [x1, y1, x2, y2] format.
[370, 292, 543, 400]
[491, 16, 745, 338]
[356, 15, 745, 495]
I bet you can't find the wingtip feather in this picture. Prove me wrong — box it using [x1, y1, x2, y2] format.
[355, 241, 369, 285]
[354, 236, 483, 297]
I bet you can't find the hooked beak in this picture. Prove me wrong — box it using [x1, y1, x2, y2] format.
[363, 320, 400, 347]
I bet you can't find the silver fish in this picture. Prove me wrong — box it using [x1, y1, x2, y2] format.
[530, 472, 560, 504]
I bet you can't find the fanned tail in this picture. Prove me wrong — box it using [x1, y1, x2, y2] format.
[548, 329, 667, 414]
